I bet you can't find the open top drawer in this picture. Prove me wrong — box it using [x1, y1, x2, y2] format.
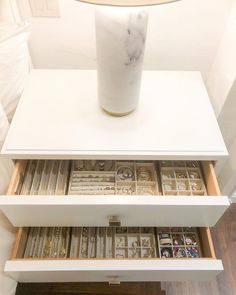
[0, 160, 229, 227]
[5, 226, 223, 282]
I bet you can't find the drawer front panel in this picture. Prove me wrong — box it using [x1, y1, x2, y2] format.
[0, 195, 229, 227]
[5, 259, 223, 282]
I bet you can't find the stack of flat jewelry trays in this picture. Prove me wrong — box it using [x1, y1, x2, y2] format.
[23, 227, 202, 259]
[20, 160, 206, 258]
[19, 160, 207, 197]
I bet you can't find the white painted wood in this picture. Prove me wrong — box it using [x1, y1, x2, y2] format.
[1, 70, 227, 160]
[0, 195, 229, 227]
[231, 192, 236, 203]
[29, 0, 60, 17]
[231, 197, 236, 203]
[5, 259, 223, 282]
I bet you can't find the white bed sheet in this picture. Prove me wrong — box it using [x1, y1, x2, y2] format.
[0, 21, 30, 295]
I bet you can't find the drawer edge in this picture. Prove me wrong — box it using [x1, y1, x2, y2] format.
[4, 259, 223, 282]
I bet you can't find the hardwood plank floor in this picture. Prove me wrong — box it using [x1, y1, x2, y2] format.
[16, 282, 165, 295]
[16, 204, 236, 295]
[162, 204, 236, 295]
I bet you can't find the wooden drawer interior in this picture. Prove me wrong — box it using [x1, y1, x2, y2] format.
[11, 226, 216, 261]
[7, 160, 221, 197]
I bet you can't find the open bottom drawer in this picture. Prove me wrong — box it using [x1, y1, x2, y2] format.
[5, 227, 223, 282]
[0, 160, 229, 227]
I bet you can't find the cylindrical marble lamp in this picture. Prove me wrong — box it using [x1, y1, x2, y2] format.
[76, 0, 180, 116]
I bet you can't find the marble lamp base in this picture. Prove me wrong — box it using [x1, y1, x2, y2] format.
[95, 6, 148, 116]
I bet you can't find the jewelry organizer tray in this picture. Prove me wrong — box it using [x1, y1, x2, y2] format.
[20, 160, 70, 195]
[22, 227, 202, 260]
[157, 227, 201, 258]
[160, 161, 207, 196]
[70, 227, 157, 259]
[18, 160, 207, 196]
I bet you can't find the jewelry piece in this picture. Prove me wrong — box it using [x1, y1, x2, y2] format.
[163, 181, 175, 191]
[83, 160, 114, 171]
[143, 248, 154, 258]
[186, 247, 199, 258]
[90, 238, 96, 258]
[74, 160, 85, 171]
[184, 234, 197, 246]
[191, 181, 202, 191]
[59, 227, 68, 258]
[130, 248, 140, 258]
[107, 235, 113, 258]
[116, 237, 125, 247]
[142, 238, 151, 247]
[175, 171, 187, 179]
[43, 228, 53, 258]
[43, 240, 52, 258]
[138, 187, 155, 195]
[132, 241, 139, 248]
[173, 247, 186, 258]
[188, 170, 200, 179]
[81, 227, 89, 257]
[161, 170, 174, 179]
[51, 227, 60, 258]
[186, 161, 198, 168]
[116, 185, 135, 195]
[137, 167, 152, 181]
[117, 166, 134, 181]
[160, 247, 172, 258]
[172, 234, 184, 246]
[59, 248, 66, 257]
[97, 160, 114, 171]
[177, 181, 188, 191]
[159, 234, 172, 246]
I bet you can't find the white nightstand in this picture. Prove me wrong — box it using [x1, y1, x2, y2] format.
[0, 69, 229, 283]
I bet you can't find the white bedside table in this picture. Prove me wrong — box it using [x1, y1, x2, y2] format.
[0, 69, 229, 283]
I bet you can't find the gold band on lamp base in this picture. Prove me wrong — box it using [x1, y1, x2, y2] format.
[77, 0, 180, 7]
[102, 107, 135, 117]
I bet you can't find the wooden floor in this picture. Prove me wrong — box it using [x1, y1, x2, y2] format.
[16, 204, 236, 295]
[162, 203, 236, 295]
[16, 282, 166, 295]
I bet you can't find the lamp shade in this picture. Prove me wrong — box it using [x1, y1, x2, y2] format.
[77, 0, 180, 6]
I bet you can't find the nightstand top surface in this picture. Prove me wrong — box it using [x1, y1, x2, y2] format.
[2, 69, 227, 160]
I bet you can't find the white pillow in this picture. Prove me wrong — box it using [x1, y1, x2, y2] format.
[0, 22, 30, 120]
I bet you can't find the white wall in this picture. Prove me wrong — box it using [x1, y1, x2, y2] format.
[17, 0, 234, 80]
[206, 0, 236, 197]
[0, 0, 15, 21]
[10, 0, 236, 197]
[206, 0, 236, 117]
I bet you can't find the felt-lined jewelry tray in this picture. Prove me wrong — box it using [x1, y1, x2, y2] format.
[20, 226, 202, 260]
[17, 160, 207, 196]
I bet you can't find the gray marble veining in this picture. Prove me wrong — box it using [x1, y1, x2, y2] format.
[95, 6, 148, 115]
